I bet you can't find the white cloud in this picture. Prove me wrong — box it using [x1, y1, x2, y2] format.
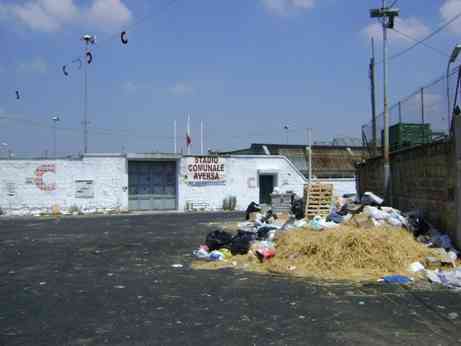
[18, 57, 48, 74]
[441, 0, 461, 34]
[362, 17, 430, 44]
[87, 0, 132, 32]
[168, 82, 194, 96]
[261, 0, 315, 16]
[1, 0, 131, 33]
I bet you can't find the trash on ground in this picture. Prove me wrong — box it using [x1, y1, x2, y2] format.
[408, 261, 425, 273]
[425, 268, 461, 289]
[171, 264, 184, 268]
[192, 189, 460, 284]
[379, 275, 412, 285]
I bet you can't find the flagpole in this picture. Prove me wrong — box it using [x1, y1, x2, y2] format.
[173, 120, 177, 154]
[200, 120, 204, 155]
[187, 114, 191, 155]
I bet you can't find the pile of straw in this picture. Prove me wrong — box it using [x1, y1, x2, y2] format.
[193, 226, 444, 282]
[267, 226, 439, 281]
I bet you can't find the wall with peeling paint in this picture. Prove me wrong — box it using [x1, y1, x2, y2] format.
[0, 155, 128, 214]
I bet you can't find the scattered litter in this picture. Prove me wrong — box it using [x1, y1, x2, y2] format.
[361, 192, 384, 206]
[380, 275, 412, 285]
[114, 285, 125, 289]
[191, 189, 460, 284]
[39, 281, 47, 286]
[171, 264, 184, 268]
[408, 262, 425, 273]
[448, 312, 459, 320]
[209, 250, 225, 261]
[358, 301, 365, 305]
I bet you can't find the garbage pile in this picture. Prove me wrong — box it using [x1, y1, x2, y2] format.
[192, 192, 461, 286]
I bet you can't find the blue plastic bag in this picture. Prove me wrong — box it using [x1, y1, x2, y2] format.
[382, 275, 411, 285]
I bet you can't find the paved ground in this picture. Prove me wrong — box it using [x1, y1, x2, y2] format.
[1, 212, 461, 346]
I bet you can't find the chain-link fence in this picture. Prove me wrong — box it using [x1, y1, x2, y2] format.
[362, 67, 460, 155]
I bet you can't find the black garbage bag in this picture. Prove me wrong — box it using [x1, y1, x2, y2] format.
[406, 213, 430, 237]
[261, 209, 278, 223]
[257, 225, 278, 240]
[205, 230, 233, 251]
[291, 197, 305, 220]
[245, 201, 261, 220]
[230, 230, 256, 255]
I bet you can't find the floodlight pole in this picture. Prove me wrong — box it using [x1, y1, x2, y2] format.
[370, 1, 399, 204]
[81, 34, 95, 154]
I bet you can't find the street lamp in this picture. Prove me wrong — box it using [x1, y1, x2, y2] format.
[81, 34, 95, 154]
[369, 2, 400, 204]
[52, 116, 60, 158]
[447, 44, 461, 130]
[283, 125, 289, 145]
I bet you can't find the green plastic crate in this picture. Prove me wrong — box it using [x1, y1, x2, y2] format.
[382, 123, 432, 150]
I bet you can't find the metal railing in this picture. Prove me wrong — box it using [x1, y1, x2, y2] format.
[362, 66, 460, 155]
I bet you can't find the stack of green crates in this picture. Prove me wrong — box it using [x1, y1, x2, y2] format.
[382, 123, 432, 151]
[390, 123, 432, 150]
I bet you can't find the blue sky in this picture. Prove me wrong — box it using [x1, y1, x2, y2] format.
[1, 0, 461, 155]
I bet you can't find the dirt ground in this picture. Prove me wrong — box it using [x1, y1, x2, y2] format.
[1, 212, 461, 345]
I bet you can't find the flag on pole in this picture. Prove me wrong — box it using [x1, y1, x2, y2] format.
[186, 114, 191, 154]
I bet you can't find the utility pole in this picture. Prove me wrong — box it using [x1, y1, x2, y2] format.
[369, 38, 377, 155]
[370, 2, 399, 203]
[81, 34, 95, 154]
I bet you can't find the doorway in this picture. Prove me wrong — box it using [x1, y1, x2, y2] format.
[259, 174, 275, 205]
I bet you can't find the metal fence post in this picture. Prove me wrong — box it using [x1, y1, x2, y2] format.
[398, 102, 402, 123]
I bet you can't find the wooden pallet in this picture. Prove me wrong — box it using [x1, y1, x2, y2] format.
[303, 183, 334, 219]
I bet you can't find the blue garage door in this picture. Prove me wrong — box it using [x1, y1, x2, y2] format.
[128, 161, 177, 210]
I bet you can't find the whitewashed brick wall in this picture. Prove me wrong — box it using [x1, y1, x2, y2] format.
[177, 155, 307, 211]
[0, 156, 128, 213]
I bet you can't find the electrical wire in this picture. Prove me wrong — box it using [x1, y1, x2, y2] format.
[0, 114, 173, 141]
[390, 28, 449, 58]
[377, 9, 461, 64]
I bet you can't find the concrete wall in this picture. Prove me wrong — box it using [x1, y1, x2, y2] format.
[177, 156, 358, 211]
[0, 154, 358, 215]
[357, 140, 456, 239]
[0, 155, 128, 214]
[177, 155, 307, 211]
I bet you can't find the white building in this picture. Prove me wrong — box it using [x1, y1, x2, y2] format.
[0, 153, 355, 214]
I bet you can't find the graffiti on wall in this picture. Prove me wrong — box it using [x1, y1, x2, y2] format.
[34, 164, 56, 191]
